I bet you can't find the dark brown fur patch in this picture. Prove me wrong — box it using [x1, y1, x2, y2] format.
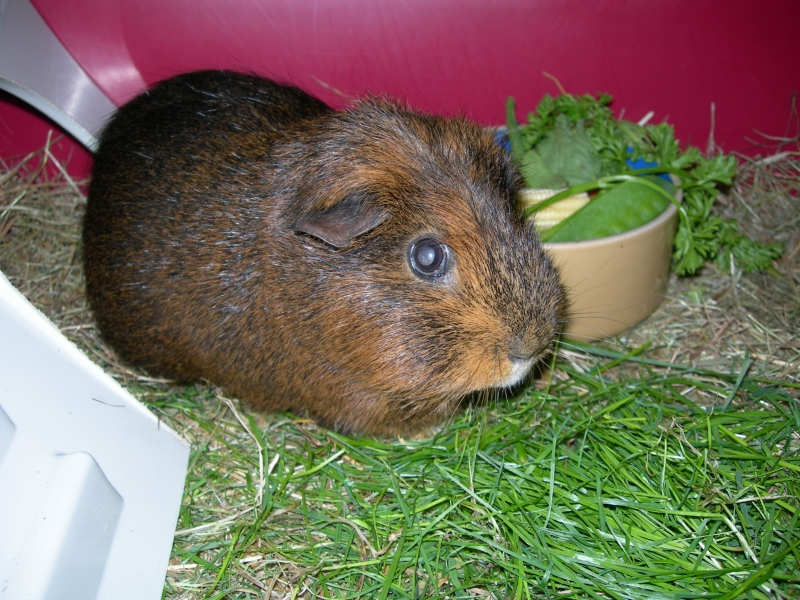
[83, 70, 565, 436]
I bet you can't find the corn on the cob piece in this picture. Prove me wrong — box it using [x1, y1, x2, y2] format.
[517, 188, 591, 230]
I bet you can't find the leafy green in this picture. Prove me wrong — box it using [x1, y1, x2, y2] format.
[518, 148, 569, 189]
[506, 93, 784, 275]
[534, 115, 602, 187]
[504, 95, 527, 159]
[541, 175, 674, 243]
[715, 219, 786, 273]
[507, 97, 572, 188]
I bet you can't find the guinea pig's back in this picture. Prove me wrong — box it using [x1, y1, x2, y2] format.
[83, 71, 331, 380]
[88, 71, 330, 206]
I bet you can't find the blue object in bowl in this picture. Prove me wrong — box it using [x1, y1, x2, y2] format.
[625, 148, 671, 182]
[494, 128, 512, 152]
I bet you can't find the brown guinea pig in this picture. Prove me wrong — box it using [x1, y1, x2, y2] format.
[82, 70, 565, 436]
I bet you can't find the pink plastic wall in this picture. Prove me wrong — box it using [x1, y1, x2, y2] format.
[2, 0, 799, 178]
[0, 91, 94, 177]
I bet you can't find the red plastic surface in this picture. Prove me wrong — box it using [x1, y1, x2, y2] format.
[0, 91, 93, 179]
[3, 0, 799, 176]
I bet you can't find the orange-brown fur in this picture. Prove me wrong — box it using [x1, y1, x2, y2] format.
[83, 70, 565, 435]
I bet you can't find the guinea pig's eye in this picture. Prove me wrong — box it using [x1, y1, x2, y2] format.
[408, 237, 450, 279]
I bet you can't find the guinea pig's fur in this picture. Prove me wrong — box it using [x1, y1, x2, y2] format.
[83, 70, 565, 435]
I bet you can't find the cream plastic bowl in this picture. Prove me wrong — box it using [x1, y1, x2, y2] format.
[538, 191, 680, 341]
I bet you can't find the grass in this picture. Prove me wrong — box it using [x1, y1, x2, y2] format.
[142, 347, 800, 599]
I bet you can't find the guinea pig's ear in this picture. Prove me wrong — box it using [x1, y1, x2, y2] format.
[291, 192, 390, 248]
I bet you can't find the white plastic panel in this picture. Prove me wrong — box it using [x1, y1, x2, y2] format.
[0, 269, 189, 600]
[8, 452, 123, 600]
[0, 405, 14, 467]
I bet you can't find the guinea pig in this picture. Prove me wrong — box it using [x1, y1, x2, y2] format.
[82, 70, 565, 436]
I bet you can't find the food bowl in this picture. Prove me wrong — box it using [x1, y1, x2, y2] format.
[535, 190, 680, 341]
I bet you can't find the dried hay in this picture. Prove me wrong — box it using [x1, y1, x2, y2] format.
[0, 141, 173, 389]
[619, 148, 800, 384]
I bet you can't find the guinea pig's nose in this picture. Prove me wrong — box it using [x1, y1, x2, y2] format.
[507, 342, 538, 364]
[507, 335, 537, 362]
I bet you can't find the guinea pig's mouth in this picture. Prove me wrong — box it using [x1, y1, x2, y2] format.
[498, 353, 539, 389]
